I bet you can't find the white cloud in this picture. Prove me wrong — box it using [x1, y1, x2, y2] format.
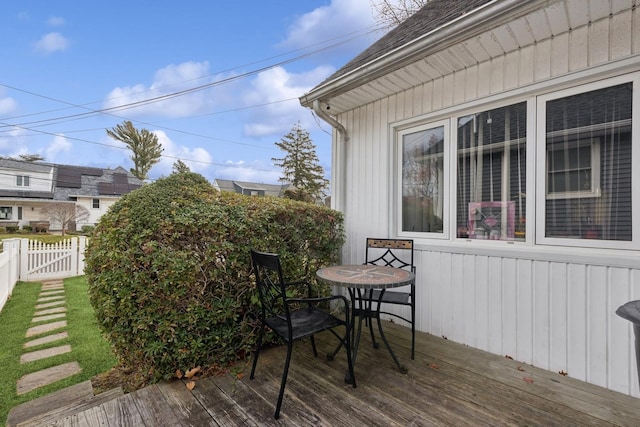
[45, 134, 72, 161]
[33, 32, 69, 54]
[103, 61, 240, 119]
[47, 16, 65, 26]
[152, 130, 214, 178]
[0, 96, 17, 115]
[279, 0, 378, 53]
[242, 65, 335, 138]
[215, 160, 281, 184]
[0, 127, 27, 154]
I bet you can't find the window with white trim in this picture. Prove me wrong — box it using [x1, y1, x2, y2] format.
[16, 175, 29, 187]
[394, 75, 636, 249]
[0, 207, 12, 220]
[398, 120, 448, 236]
[546, 139, 600, 200]
[455, 102, 527, 241]
[92, 198, 100, 209]
[538, 81, 633, 244]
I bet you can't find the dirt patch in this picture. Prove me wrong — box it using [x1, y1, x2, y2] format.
[91, 366, 147, 394]
[91, 362, 244, 395]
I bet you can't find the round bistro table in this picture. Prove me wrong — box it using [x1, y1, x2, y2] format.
[316, 265, 414, 379]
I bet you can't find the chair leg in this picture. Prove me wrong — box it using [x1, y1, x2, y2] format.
[250, 325, 264, 380]
[411, 301, 416, 360]
[345, 323, 356, 388]
[274, 341, 294, 419]
[310, 335, 318, 357]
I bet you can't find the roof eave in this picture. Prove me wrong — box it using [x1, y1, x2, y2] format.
[300, 0, 543, 108]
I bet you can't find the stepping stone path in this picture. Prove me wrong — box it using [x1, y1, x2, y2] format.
[16, 279, 82, 395]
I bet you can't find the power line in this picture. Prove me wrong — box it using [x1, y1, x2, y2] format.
[0, 23, 385, 175]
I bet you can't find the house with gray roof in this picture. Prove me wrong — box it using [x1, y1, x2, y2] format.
[0, 159, 142, 231]
[301, 0, 640, 398]
[212, 179, 289, 198]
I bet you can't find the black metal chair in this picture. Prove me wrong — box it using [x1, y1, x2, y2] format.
[356, 238, 416, 359]
[249, 249, 356, 419]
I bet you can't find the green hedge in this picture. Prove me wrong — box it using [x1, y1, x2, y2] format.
[84, 173, 344, 383]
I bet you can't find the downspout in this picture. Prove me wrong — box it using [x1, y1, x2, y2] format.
[312, 100, 349, 215]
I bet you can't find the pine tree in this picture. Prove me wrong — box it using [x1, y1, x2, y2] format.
[272, 122, 329, 204]
[106, 121, 163, 181]
[172, 159, 191, 174]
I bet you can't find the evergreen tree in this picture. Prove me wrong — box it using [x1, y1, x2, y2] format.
[172, 159, 191, 174]
[18, 154, 45, 162]
[106, 120, 163, 181]
[272, 122, 329, 204]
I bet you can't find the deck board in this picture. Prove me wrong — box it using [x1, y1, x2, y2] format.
[55, 321, 640, 426]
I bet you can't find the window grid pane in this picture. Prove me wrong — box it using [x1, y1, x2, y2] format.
[456, 102, 527, 241]
[401, 126, 445, 233]
[544, 83, 632, 241]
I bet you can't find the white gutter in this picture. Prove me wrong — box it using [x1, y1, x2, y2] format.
[311, 100, 349, 214]
[301, 0, 544, 106]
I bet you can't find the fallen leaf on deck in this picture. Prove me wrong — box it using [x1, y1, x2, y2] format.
[175, 369, 183, 379]
[236, 372, 245, 380]
[523, 377, 534, 384]
[559, 370, 568, 376]
[186, 381, 196, 390]
[517, 366, 525, 371]
[185, 366, 201, 378]
[429, 363, 439, 370]
[505, 355, 513, 360]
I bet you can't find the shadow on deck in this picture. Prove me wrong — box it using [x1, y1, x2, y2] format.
[39, 321, 640, 426]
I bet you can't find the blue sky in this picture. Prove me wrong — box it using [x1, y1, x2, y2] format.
[0, 1, 387, 184]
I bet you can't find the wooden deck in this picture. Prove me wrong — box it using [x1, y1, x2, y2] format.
[49, 321, 640, 426]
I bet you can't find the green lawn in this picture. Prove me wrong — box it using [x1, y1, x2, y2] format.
[0, 276, 116, 426]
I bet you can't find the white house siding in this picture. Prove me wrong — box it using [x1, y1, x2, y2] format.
[334, 2, 640, 397]
[75, 197, 118, 227]
[0, 166, 53, 193]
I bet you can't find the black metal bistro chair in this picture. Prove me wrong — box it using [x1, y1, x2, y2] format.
[356, 238, 416, 359]
[249, 249, 356, 419]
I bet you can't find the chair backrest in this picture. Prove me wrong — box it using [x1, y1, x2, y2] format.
[365, 238, 415, 272]
[250, 249, 289, 321]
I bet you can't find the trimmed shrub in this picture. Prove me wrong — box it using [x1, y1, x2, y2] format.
[84, 173, 344, 384]
[80, 225, 95, 236]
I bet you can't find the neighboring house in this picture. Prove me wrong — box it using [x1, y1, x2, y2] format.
[301, 0, 640, 398]
[213, 179, 290, 197]
[0, 159, 142, 231]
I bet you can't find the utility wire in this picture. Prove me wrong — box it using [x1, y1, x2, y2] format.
[0, 23, 386, 174]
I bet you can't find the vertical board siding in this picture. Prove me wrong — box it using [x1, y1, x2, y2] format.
[353, 245, 640, 397]
[413, 250, 640, 398]
[337, 3, 640, 397]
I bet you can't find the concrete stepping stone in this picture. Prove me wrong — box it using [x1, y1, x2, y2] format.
[34, 306, 67, 316]
[41, 281, 64, 288]
[32, 313, 66, 323]
[42, 283, 64, 289]
[36, 300, 66, 310]
[21, 344, 72, 364]
[16, 362, 82, 395]
[26, 320, 67, 337]
[40, 288, 64, 296]
[37, 295, 65, 303]
[40, 290, 65, 296]
[24, 332, 69, 348]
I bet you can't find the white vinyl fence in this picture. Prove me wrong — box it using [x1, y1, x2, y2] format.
[0, 239, 20, 313]
[0, 236, 87, 312]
